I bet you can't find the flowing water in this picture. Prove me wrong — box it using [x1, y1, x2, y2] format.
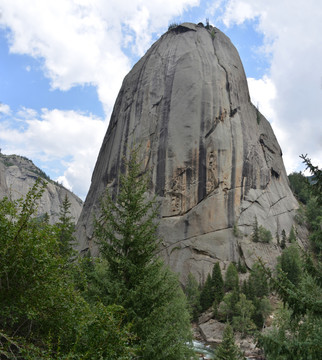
[192, 340, 215, 359]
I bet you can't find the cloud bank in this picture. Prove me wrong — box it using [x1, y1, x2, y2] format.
[221, 0, 322, 172]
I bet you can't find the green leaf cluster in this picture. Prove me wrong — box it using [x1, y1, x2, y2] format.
[0, 179, 136, 359]
[94, 149, 194, 360]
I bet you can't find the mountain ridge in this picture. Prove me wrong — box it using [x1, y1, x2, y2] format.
[0, 152, 83, 224]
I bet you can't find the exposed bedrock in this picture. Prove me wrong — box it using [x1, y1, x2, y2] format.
[76, 23, 303, 283]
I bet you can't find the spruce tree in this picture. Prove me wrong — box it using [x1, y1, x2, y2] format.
[212, 262, 224, 306]
[279, 245, 302, 286]
[216, 324, 245, 360]
[225, 262, 239, 292]
[56, 194, 75, 258]
[252, 216, 260, 242]
[200, 273, 214, 312]
[185, 273, 201, 320]
[288, 226, 296, 243]
[94, 149, 194, 360]
[281, 229, 287, 249]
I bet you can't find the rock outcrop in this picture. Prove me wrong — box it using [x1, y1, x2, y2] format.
[0, 153, 83, 223]
[76, 23, 302, 282]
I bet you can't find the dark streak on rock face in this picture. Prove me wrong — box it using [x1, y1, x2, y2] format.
[198, 104, 207, 203]
[156, 49, 177, 197]
[228, 120, 236, 227]
[75, 23, 300, 282]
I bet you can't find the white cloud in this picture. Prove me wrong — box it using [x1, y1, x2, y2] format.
[247, 76, 276, 121]
[0, 0, 199, 114]
[0, 0, 199, 198]
[221, 0, 322, 173]
[0, 103, 11, 115]
[0, 108, 106, 199]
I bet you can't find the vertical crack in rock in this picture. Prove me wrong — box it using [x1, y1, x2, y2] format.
[156, 42, 178, 197]
[76, 23, 301, 283]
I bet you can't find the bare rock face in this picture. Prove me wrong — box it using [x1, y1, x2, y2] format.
[76, 23, 302, 282]
[0, 153, 83, 223]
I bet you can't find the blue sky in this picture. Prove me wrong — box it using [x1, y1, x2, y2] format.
[0, 0, 321, 199]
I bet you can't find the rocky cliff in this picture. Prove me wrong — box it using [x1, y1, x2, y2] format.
[0, 153, 83, 223]
[76, 23, 303, 282]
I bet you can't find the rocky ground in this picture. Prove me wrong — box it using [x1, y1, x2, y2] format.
[193, 309, 265, 359]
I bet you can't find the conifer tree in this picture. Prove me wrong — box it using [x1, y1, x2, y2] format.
[212, 262, 224, 305]
[56, 194, 75, 258]
[288, 226, 296, 243]
[225, 262, 239, 292]
[281, 229, 287, 249]
[252, 216, 260, 242]
[279, 245, 302, 286]
[94, 149, 194, 360]
[185, 273, 201, 320]
[248, 261, 269, 299]
[216, 324, 245, 360]
[200, 273, 214, 312]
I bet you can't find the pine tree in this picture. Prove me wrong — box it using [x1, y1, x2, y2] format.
[185, 273, 201, 321]
[200, 273, 214, 312]
[252, 216, 260, 242]
[212, 262, 224, 304]
[232, 293, 256, 336]
[279, 245, 302, 286]
[56, 194, 75, 258]
[248, 261, 269, 299]
[288, 226, 296, 243]
[94, 149, 194, 360]
[225, 262, 239, 292]
[216, 324, 245, 360]
[281, 229, 286, 249]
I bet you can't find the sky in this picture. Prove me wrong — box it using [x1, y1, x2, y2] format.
[0, 0, 321, 200]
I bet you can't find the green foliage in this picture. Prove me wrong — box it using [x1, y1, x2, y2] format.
[288, 226, 297, 243]
[251, 216, 260, 242]
[288, 171, 311, 204]
[225, 262, 239, 292]
[212, 262, 224, 306]
[55, 194, 76, 258]
[200, 273, 214, 312]
[185, 273, 201, 321]
[306, 197, 322, 254]
[237, 259, 247, 273]
[258, 225, 272, 243]
[94, 148, 194, 359]
[300, 154, 322, 205]
[233, 222, 242, 238]
[247, 261, 269, 300]
[279, 244, 302, 286]
[281, 229, 287, 249]
[251, 217, 272, 243]
[215, 324, 245, 360]
[218, 289, 240, 322]
[252, 296, 272, 329]
[0, 179, 136, 359]
[257, 256, 322, 359]
[232, 294, 256, 336]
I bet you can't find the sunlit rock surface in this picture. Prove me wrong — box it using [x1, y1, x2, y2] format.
[0, 153, 82, 223]
[76, 23, 303, 282]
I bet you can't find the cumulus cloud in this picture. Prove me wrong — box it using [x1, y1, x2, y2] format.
[0, 0, 199, 114]
[0, 0, 199, 198]
[221, 0, 322, 172]
[0, 103, 11, 115]
[0, 108, 106, 198]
